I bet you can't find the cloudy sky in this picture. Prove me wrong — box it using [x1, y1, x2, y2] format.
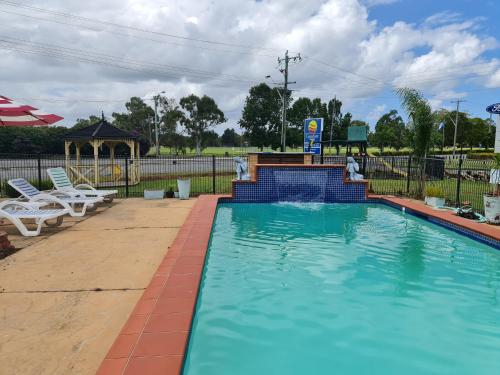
[1, 0, 499, 132]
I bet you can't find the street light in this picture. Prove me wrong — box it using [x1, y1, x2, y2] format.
[153, 91, 165, 157]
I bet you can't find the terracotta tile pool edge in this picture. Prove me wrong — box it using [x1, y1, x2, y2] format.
[96, 195, 227, 375]
[371, 195, 500, 243]
[97, 194, 500, 375]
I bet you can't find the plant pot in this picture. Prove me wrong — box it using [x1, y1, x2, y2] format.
[166, 190, 174, 198]
[484, 195, 500, 224]
[424, 196, 445, 208]
[177, 178, 191, 200]
[144, 189, 164, 200]
[490, 169, 500, 184]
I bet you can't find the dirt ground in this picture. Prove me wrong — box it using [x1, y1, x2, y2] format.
[0, 198, 195, 375]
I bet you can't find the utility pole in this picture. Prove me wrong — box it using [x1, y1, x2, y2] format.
[154, 95, 160, 157]
[329, 95, 336, 150]
[153, 91, 165, 157]
[278, 50, 301, 152]
[450, 99, 466, 157]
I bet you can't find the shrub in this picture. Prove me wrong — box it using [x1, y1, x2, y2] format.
[2, 179, 54, 198]
[467, 152, 495, 160]
[424, 186, 445, 198]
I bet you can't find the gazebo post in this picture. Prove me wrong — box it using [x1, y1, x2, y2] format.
[75, 143, 81, 165]
[109, 142, 116, 180]
[64, 141, 71, 176]
[136, 141, 141, 183]
[93, 140, 99, 186]
[129, 140, 136, 183]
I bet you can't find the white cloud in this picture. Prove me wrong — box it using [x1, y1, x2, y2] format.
[0, 0, 498, 131]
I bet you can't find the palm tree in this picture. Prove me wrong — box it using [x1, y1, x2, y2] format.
[397, 88, 435, 197]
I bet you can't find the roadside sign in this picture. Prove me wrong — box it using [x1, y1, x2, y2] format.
[486, 103, 500, 114]
[486, 103, 500, 152]
[304, 118, 323, 155]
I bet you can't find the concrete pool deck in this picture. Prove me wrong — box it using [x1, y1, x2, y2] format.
[0, 198, 196, 375]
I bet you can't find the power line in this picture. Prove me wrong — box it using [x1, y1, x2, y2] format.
[0, 0, 286, 53]
[0, 8, 278, 59]
[0, 36, 270, 85]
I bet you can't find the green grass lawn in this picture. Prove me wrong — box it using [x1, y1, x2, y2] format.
[148, 146, 489, 157]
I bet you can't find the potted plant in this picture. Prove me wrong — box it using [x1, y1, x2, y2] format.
[165, 186, 174, 198]
[484, 154, 500, 224]
[177, 177, 191, 200]
[424, 186, 445, 208]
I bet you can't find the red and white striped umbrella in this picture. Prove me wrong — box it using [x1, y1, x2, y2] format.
[0, 96, 63, 127]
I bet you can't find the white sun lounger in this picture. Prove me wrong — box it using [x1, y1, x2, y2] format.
[8, 178, 103, 217]
[0, 201, 69, 237]
[47, 167, 118, 203]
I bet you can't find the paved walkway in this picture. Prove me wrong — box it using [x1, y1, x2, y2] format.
[0, 198, 195, 375]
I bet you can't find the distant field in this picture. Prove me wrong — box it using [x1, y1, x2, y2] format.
[148, 146, 488, 157]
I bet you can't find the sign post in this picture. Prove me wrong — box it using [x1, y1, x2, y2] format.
[486, 103, 500, 153]
[304, 118, 323, 155]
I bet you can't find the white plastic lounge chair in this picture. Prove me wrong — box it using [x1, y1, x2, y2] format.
[47, 167, 118, 203]
[8, 178, 103, 217]
[0, 200, 69, 237]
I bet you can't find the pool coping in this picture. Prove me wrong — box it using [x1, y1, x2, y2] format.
[96, 194, 500, 375]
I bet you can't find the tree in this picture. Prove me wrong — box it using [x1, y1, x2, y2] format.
[72, 115, 101, 130]
[112, 97, 155, 137]
[287, 97, 330, 148]
[351, 120, 369, 127]
[158, 97, 185, 153]
[221, 128, 241, 147]
[372, 110, 406, 151]
[179, 94, 226, 155]
[0, 127, 69, 154]
[398, 88, 435, 197]
[239, 83, 282, 150]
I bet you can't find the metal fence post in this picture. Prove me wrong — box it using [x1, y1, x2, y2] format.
[37, 153, 42, 190]
[125, 156, 129, 198]
[406, 156, 411, 195]
[456, 157, 463, 207]
[212, 155, 216, 194]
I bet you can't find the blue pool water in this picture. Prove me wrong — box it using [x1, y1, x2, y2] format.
[183, 203, 500, 375]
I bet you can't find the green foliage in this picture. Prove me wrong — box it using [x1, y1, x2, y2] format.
[0, 126, 69, 154]
[397, 88, 434, 158]
[372, 110, 407, 152]
[3, 179, 53, 198]
[424, 185, 445, 199]
[239, 83, 282, 150]
[220, 128, 241, 147]
[180, 94, 226, 155]
[158, 97, 185, 153]
[493, 153, 500, 169]
[467, 152, 495, 160]
[112, 97, 154, 135]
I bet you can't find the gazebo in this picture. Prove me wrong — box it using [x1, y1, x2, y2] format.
[64, 116, 141, 187]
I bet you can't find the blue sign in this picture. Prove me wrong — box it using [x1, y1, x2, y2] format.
[304, 118, 323, 155]
[486, 103, 500, 114]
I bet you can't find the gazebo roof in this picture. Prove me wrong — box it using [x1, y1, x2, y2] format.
[65, 118, 137, 141]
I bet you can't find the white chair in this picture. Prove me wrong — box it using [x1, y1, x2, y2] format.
[47, 167, 118, 203]
[8, 178, 103, 217]
[0, 201, 69, 237]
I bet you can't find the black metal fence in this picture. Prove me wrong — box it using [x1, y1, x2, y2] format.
[0, 153, 494, 213]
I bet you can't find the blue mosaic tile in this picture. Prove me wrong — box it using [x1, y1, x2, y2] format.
[232, 166, 366, 203]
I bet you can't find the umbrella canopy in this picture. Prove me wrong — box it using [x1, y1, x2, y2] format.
[0, 96, 64, 127]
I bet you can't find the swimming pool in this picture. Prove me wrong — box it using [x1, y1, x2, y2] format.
[183, 203, 500, 374]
